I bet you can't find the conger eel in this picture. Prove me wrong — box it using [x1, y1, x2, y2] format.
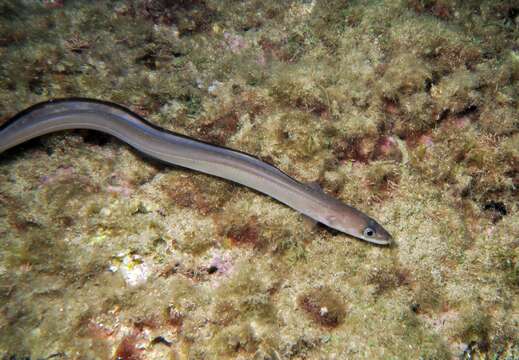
[0, 99, 392, 245]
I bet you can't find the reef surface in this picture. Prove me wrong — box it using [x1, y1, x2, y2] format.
[0, 0, 518, 358]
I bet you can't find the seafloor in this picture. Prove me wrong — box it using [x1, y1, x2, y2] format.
[0, 0, 518, 359]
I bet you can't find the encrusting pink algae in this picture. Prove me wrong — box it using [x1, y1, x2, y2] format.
[0, 0, 518, 358]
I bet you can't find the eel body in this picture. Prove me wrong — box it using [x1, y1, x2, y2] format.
[0, 99, 392, 245]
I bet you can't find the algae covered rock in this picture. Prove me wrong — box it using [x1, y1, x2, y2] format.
[0, 0, 518, 358]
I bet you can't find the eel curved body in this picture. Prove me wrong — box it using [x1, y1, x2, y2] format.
[0, 99, 392, 245]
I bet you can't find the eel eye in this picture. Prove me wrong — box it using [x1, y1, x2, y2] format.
[363, 227, 375, 237]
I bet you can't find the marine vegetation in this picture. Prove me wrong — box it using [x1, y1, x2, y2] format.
[0, 0, 518, 358]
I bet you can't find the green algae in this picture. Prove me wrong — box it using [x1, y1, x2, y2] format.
[1, 0, 519, 358]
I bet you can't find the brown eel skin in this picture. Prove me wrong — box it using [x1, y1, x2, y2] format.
[0, 98, 392, 245]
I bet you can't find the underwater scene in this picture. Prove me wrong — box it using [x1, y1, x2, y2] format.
[0, 0, 518, 359]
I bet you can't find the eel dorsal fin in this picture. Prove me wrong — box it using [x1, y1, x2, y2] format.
[305, 180, 325, 193]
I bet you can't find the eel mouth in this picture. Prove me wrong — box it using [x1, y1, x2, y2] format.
[361, 235, 393, 246]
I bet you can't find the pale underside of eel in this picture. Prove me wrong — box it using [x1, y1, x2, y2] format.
[0, 99, 392, 245]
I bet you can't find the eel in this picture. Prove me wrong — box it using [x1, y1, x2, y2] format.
[0, 98, 392, 245]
